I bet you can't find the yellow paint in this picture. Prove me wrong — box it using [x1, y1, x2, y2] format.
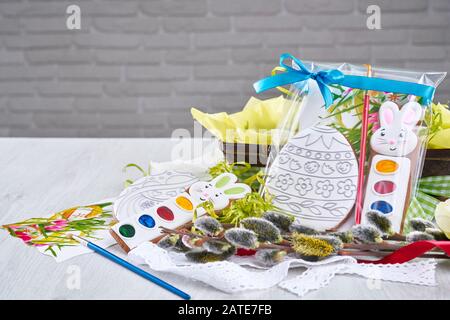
[375, 159, 398, 174]
[176, 196, 193, 211]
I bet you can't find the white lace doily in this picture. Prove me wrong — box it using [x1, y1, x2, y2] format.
[129, 242, 437, 297]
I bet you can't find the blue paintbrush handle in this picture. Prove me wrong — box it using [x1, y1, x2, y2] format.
[86, 241, 190, 300]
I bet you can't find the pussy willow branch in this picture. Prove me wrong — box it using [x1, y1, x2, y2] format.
[159, 227, 449, 259]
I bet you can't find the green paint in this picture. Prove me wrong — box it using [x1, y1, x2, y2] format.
[119, 224, 135, 238]
[224, 187, 245, 195]
[215, 175, 231, 188]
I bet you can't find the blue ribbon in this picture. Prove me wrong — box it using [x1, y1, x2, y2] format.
[253, 53, 436, 108]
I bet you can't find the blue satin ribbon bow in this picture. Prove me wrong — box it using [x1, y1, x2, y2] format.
[253, 53, 436, 108]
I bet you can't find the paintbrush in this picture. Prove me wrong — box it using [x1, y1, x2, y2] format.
[354, 64, 373, 225]
[69, 234, 190, 300]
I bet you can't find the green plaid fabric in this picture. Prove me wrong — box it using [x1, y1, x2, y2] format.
[406, 175, 450, 226]
[419, 175, 450, 198]
[405, 196, 428, 233]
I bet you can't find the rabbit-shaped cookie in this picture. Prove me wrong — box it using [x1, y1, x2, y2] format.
[111, 173, 251, 252]
[189, 173, 251, 210]
[370, 101, 422, 157]
[361, 101, 423, 233]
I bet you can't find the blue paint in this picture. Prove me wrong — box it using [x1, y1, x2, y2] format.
[138, 214, 156, 228]
[370, 201, 393, 214]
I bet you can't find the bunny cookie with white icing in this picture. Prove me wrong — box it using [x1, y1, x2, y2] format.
[111, 173, 251, 252]
[370, 101, 422, 157]
[361, 100, 423, 233]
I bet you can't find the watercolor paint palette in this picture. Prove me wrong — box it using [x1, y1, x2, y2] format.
[111, 173, 251, 252]
[361, 101, 423, 233]
[361, 155, 411, 231]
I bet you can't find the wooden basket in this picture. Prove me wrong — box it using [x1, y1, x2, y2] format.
[220, 142, 270, 167]
[422, 149, 450, 177]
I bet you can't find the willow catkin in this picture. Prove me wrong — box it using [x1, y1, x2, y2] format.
[406, 231, 434, 242]
[157, 234, 180, 249]
[224, 228, 259, 249]
[240, 217, 282, 243]
[255, 249, 287, 266]
[409, 218, 436, 232]
[291, 233, 335, 258]
[203, 239, 233, 254]
[262, 211, 294, 233]
[185, 245, 236, 263]
[366, 210, 394, 235]
[351, 225, 383, 244]
[194, 215, 223, 236]
[289, 222, 319, 235]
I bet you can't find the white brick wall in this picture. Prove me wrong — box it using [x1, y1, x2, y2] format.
[0, 0, 449, 137]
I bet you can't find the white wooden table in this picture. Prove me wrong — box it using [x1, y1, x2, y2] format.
[0, 138, 449, 300]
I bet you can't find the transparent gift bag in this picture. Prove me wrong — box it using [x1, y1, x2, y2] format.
[256, 54, 446, 234]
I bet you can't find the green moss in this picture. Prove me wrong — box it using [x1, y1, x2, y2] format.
[215, 192, 276, 225]
[208, 161, 263, 191]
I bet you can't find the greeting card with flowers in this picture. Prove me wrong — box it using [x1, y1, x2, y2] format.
[2, 200, 116, 262]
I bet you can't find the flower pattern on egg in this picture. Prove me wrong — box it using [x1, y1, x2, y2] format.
[266, 125, 358, 231]
[337, 179, 357, 198]
[315, 180, 334, 198]
[295, 177, 313, 196]
[275, 173, 293, 191]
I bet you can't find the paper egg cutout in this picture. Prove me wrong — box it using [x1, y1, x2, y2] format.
[114, 170, 199, 221]
[266, 124, 358, 231]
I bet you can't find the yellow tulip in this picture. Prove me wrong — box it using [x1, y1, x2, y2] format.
[435, 199, 450, 239]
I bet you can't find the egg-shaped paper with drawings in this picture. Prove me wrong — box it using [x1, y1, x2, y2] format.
[266, 125, 358, 231]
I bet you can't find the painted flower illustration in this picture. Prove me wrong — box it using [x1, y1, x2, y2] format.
[316, 180, 334, 198]
[295, 177, 313, 196]
[337, 179, 357, 198]
[2, 202, 113, 257]
[275, 174, 294, 191]
[44, 219, 68, 232]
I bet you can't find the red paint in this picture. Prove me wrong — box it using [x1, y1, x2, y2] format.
[156, 206, 174, 221]
[373, 180, 396, 194]
[236, 248, 256, 256]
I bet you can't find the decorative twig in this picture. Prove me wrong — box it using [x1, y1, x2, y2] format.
[160, 227, 450, 260]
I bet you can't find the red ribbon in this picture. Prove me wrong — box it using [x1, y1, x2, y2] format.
[357, 240, 450, 264]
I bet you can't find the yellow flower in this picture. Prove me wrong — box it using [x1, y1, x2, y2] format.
[435, 199, 450, 239]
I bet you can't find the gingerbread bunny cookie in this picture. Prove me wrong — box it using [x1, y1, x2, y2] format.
[361, 101, 423, 233]
[111, 173, 251, 252]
